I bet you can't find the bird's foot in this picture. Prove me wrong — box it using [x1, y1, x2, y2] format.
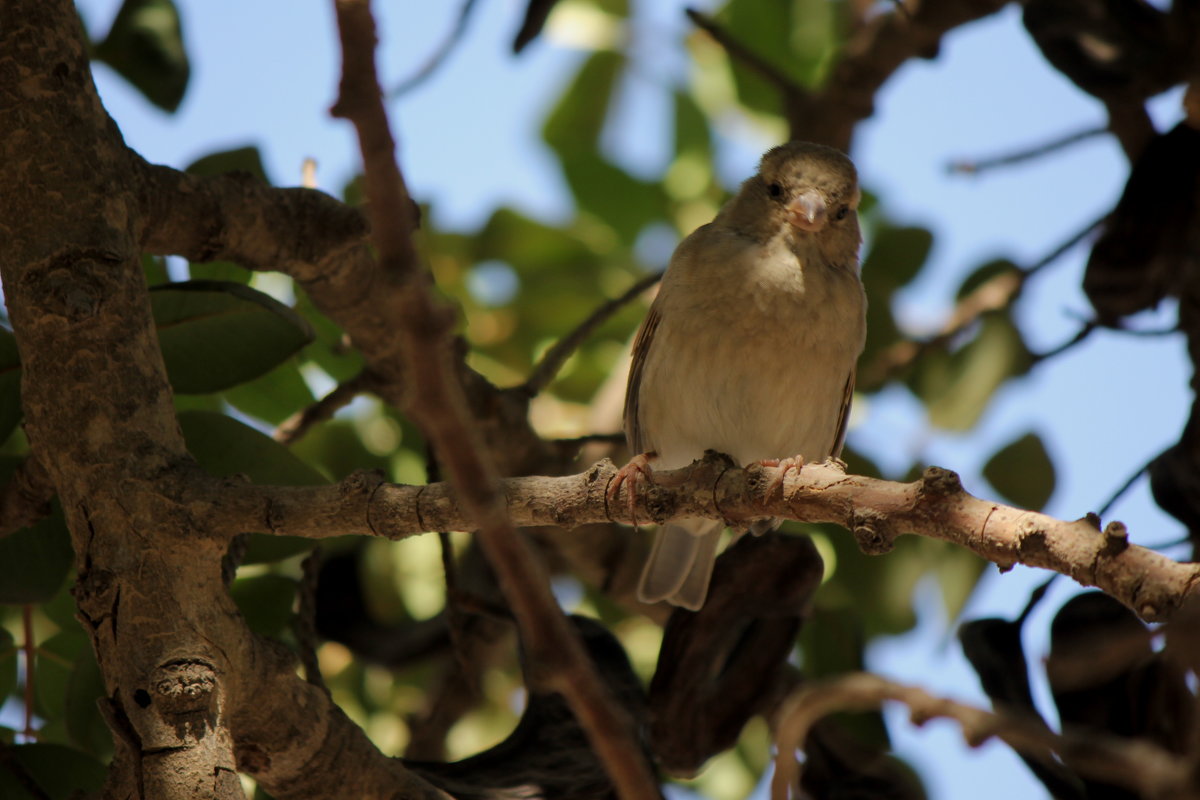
[760, 455, 805, 502]
[608, 452, 656, 528]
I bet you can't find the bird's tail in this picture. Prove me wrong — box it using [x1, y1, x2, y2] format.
[638, 518, 724, 611]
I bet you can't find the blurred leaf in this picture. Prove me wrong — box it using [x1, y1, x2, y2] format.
[0, 329, 22, 446]
[189, 259, 251, 284]
[179, 410, 325, 563]
[914, 314, 1032, 431]
[673, 90, 711, 161]
[230, 574, 296, 636]
[0, 743, 106, 799]
[151, 280, 314, 394]
[983, 431, 1056, 511]
[295, 288, 363, 383]
[927, 539, 987, 622]
[186, 145, 269, 183]
[809, 522, 922, 637]
[290, 419, 390, 480]
[0, 501, 72, 605]
[142, 253, 170, 285]
[93, 0, 189, 112]
[860, 226, 934, 365]
[65, 649, 109, 758]
[800, 606, 890, 750]
[222, 361, 315, 425]
[955, 258, 1020, 301]
[559, 153, 666, 242]
[542, 50, 623, 158]
[36, 630, 90, 723]
[0, 627, 16, 704]
[41, 579, 82, 633]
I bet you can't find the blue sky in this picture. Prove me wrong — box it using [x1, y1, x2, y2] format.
[77, 1, 1192, 797]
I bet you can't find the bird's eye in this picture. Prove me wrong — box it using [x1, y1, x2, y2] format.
[767, 183, 783, 199]
[834, 206, 849, 221]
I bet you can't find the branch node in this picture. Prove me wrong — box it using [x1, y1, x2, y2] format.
[851, 508, 896, 554]
[1102, 520, 1130, 556]
[920, 466, 963, 497]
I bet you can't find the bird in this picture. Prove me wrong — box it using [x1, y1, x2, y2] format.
[613, 140, 867, 611]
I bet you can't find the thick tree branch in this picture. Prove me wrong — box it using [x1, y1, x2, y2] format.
[198, 457, 1200, 623]
[327, 2, 660, 798]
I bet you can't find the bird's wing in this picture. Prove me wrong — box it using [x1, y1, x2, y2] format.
[623, 298, 662, 454]
[829, 369, 856, 458]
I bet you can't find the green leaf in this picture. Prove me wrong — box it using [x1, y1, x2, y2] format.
[673, 90, 712, 161]
[983, 431, 1057, 511]
[914, 314, 1033, 431]
[0, 329, 22, 446]
[186, 145, 269, 183]
[188, 259, 251, 284]
[179, 411, 325, 563]
[142, 253, 170, 286]
[955, 258, 1021, 301]
[0, 627, 16, 704]
[230, 574, 296, 636]
[151, 280, 314, 394]
[559, 153, 666, 242]
[0, 501, 73, 605]
[35, 630, 91, 723]
[93, 0, 189, 112]
[0, 744, 106, 799]
[859, 226, 934, 367]
[65, 650, 110, 758]
[542, 50, 623, 159]
[222, 362, 315, 425]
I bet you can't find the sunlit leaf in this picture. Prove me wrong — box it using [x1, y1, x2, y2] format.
[914, 314, 1033, 431]
[151, 280, 314, 394]
[559, 153, 667, 242]
[222, 361, 315, 425]
[983, 431, 1057, 511]
[542, 50, 623, 158]
[93, 0, 189, 112]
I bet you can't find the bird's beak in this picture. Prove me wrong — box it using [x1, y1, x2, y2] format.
[787, 190, 826, 232]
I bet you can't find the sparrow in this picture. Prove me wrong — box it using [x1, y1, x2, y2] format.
[615, 141, 867, 611]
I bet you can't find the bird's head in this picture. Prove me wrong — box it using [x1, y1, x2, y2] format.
[724, 141, 862, 261]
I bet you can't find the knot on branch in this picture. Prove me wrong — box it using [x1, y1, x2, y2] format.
[919, 466, 963, 498]
[1101, 521, 1129, 556]
[851, 508, 897, 554]
[153, 660, 217, 713]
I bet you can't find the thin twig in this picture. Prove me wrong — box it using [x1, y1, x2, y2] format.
[522, 271, 661, 395]
[949, 126, 1108, 175]
[1097, 457, 1155, 518]
[685, 8, 802, 95]
[1031, 322, 1097, 363]
[294, 547, 328, 692]
[390, 0, 481, 98]
[330, 3, 660, 797]
[274, 370, 375, 445]
[771, 673, 1193, 800]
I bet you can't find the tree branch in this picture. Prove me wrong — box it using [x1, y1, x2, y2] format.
[327, 3, 660, 798]
[197, 457, 1200, 623]
[771, 673, 1195, 800]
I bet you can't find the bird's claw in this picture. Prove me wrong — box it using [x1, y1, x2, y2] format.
[608, 452, 656, 529]
[760, 455, 805, 502]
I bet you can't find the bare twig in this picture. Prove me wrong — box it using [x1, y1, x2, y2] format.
[274, 370, 375, 445]
[199, 458, 1200, 623]
[1097, 457, 1155, 518]
[294, 547, 327, 692]
[685, 8, 803, 96]
[390, 0, 481, 97]
[1030, 322, 1097, 363]
[949, 126, 1108, 175]
[329, 3, 660, 797]
[522, 271, 661, 396]
[771, 673, 1195, 800]
[860, 214, 1104, 389]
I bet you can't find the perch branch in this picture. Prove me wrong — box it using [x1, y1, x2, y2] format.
[199, 458, 1200, 623]
[329, 3, 659, 798]
[771, 673, 1194, 800]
